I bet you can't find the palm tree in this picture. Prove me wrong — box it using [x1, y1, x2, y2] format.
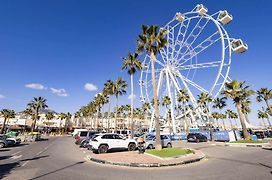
[112, 77, 127, 132]
[219, 113, 227, 130]
[65, 112, 72, 132]
[226, 109, 235, 129]
[45, 112, 54, 132]
[257, 107, 271, 127]
[197, 92, 213, 140]
[74, 111, 81, 128]
[212, 97, 227, 130]
[58, 113, 67, 133]
[162, 96, 172, 133]
[256, 88, 272, 115]
[0, 109, 16, 134]
[137, 25, 167, 150]
[103, 80, 114, 132]
[27, 97, 48, 132]
[241, 98, 252, 123]
[222, 80, 254, 140]
[80, 106, 90, 128]
[22, 108, 34, 132]
[94, 93, 108, 130]
[211, 112, 220, 128]
[122, 52, 143, 137]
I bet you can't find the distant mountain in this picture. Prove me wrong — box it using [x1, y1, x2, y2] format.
[18, 108, 58, 115]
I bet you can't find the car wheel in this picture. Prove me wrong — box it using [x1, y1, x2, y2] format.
[148, 144, 154, 149]
[0, 142, 5, 148]
[128, 143, 136, 151]
[167, 143, 172, 148]
[98, 145, 108, 154]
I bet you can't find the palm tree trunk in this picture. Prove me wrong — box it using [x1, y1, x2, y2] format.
[222, 119, 226, 130]
[32, 108, 39, 132]
[267, 117, 272, 127]
[245, 114, 250, 124]
[114, 95, 119, 132]
[261, 118, 267, 128]
[130, 73, 135, 138]
[265, 99, 272, 114]
[107, 97, 111, 132]
[229, 118, 233, 129]
[151, 51, 162, 150]
[236, 103, 250, 140]
[0, 118, 7, 134]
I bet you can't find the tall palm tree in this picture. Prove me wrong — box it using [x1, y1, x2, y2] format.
[58, 113, 67, 132]
[112, 77, 127, 132]
[226, 109, 235, 129]
[211, 112, 220, 128]
[137, 25, 167, 150]
[177, 89, 190, 131]
[80, 106, 90, 128]
[122, 52, 143, 137]
[27, 97, 48, 132]
[162, 96, 172, 132]
[219, 113, 227, 130]
[74, 111, 81, 128]
[257, 107, 271, 127]
[256, 88, 272, 115]
[94, 93, 108, 130]
[45, 112, 54, 131]
[213, 97, 227, 130]
[222, 80, 254, 140]
[0, 109, 16, 134]
[65, 112, 72, 132]
[103, 80, 114, 132]
[197, 92, 213, 140]
[23, 108, 34, 132]
[241, 98, 252, 123]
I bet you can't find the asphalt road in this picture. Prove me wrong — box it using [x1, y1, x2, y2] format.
[0, 136, 271, 180]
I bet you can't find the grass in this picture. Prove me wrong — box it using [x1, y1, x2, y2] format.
[230, 139, 265, 143]
[145, 148, 193, 158]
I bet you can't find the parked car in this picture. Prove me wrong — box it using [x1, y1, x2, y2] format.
[79, 131, 99, 148]
[6, 136, 21, 145]
[145, 135, 172, 149]
[187, 133, 208, 143]
[0, 134, 15, 148]
[74, 130, 89, 145]
[90, 133, 137, 154]
[72, 129, 88, 137]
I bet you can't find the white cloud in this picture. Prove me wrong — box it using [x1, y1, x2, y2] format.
[50, 88, 68, 97]
[84, 83, 97, 91]
[25, 83, 46, 90]
[0, 94, 5, 99]
[128, 94, 136, 100]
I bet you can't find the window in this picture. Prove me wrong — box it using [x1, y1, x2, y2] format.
[113, 134, 123, 139]
[102, 135, 114, 139]
[80, 131, 88, 137]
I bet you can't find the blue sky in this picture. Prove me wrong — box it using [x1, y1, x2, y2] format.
[0, 0, 271, 125]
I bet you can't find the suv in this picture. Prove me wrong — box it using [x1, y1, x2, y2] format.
[0, 134, 15, 148]
[145, 135, 172, 149]
[90, 133, 137, 154]
[79, 131, 99, 148]
[74, 130, 89, 145]
[187, 133, 207, 143]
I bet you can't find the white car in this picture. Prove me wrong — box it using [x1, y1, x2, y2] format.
[6, 136, 21, 145]
[145, 135, 172, 149]
[90, 133, 137, 154]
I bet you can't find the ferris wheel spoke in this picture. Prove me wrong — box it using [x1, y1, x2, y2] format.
[179, 31, 221, 64]
[180, 17, 210, 56]
[177, 60, 222, 70]
[182, 76, 209, 94]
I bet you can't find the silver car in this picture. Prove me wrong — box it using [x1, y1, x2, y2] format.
[145, 135, 172, 149]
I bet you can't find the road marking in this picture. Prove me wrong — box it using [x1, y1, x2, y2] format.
[11, 155, 22, 159]
[36, 151, 43, 156]
[21, 160, 29, 167]
[11, 151, 21, 156]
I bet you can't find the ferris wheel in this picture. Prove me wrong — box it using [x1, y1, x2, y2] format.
[139, 4, 248, 133]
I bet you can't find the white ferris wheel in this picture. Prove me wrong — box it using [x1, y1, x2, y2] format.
[139, 4, 248, 133]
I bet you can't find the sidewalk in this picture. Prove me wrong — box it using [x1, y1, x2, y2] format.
[87, 149, 205, 167]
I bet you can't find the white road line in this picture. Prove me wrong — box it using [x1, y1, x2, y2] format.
[21, 160, 29, 167]
[11, 155, 22, 159]
[11, 151, 21, 156]
[36, 151, 43, 156]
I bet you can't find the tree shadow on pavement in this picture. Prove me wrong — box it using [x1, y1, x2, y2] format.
[0, 155, 49, 179]
[0, 156, 12, 160]
[0, 149, 11, 152]
[29, 161, 85, 180]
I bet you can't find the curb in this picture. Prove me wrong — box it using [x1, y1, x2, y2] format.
[225, 143, 271, 148]
[87, 152, 205, 168]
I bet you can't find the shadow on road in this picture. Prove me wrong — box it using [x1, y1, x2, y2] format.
[0, 155, 49, 179]
[0, 156, 12, 160]
[0, 149, 11, 152]
[29, 161, 85, 180]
